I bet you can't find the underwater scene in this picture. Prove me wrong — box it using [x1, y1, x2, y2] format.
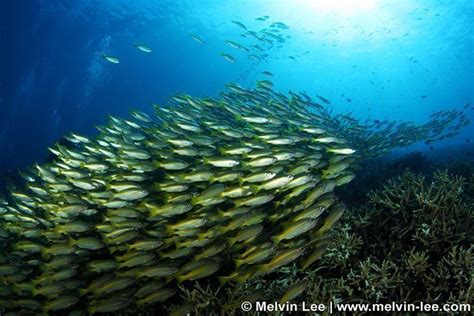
[1, 0, 473, 315]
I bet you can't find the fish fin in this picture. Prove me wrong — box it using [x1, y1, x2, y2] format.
[68, 238, 77, 247]
[176, 175, 187, 183]
[31, 279, 40, 288]
[165, 225, 174, 235]
[235, 274, 252, 284]
[197, 232, 207, 240]
[228, 238, 236, 247]
[217, 276, 230, 286]
[79, 288, 89, 297]
[249, 185, 260, 193]
[271, 236, 280, 245]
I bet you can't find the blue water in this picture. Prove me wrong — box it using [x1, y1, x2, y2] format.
[1, 0, 473, 175]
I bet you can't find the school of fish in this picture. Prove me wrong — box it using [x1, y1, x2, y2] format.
[0, 81, 468, 314]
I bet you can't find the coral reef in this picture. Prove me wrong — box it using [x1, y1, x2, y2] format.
[164, 168, 473, 315]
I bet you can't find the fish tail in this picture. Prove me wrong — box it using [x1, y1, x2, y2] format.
[217, 276, 230, 286]
[228, 238, 236, 247]
[235, 259, 244, 268]
[271, 236, 280, 245]
[249, 185, 260, 194]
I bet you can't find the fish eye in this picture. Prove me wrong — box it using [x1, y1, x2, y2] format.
[201, 218, 207, 221]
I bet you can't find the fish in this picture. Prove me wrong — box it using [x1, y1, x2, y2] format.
[220, 53, 236, 63]
[235, 193, 274, 207]
[134, 44, 152, 53]
[88, 260, 117, 273]
[228, 224, 263, 245]
[327, 148, 356, 155]
[245, 156, 277, 168]
[70, 237, 105, 250]
[190, 34, 204, 43]
[170, 304, 195, 316]
[271, 21, 289, 29]
[102, 54, 120, 64]
[114, 188, 149, 201]
[259, 247, 305, 273]
[0, 79, 467, 314]
[241, 171, 276, 184]
[253, 175, 294, 191]
[235, 245, 275, 268]
[89, 296, 132, 313]
[225, 40, 249, 51]
[301, 245, 327, 271]
[279, 280, 308, 304]
[316, 95, 331, 104]
[231, 21, 247, 30]
[204, 157, 240, 168]
[137, 288, 177, 305]
[261, 71, 273, 76]
[271, 219, 318, 244]
[335, 173, 356, 186]
[257, 80, 274, 89]
[137, 265, 178, 278]
[168, 217, 208, 231]
[255, 16, 269, 21]
[43, 294, 80, 312]
[176, 261, 220, 283]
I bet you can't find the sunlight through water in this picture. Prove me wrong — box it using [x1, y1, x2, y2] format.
[303, 0, 377, 16]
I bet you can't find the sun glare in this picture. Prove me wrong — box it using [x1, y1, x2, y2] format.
[304, 0, 377, 16]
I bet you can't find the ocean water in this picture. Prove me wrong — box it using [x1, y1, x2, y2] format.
[0, 1, 473, 314]
[1, 0, 473, 176]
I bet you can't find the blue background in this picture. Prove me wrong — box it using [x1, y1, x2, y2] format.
[1, 0, 473, 177]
